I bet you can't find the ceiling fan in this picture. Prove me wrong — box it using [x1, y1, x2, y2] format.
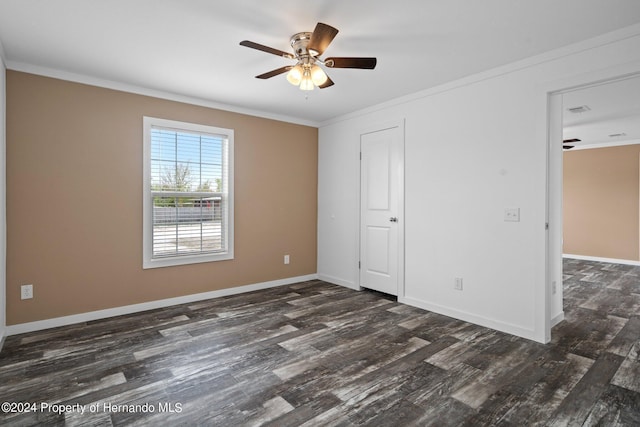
[240, 22, 377, 91]
[563, 138, 580, 150]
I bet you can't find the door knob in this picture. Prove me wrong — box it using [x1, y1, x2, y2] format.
[390, 217, 398, 222]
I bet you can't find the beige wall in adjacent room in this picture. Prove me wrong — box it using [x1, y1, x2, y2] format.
[6, 71, 318, 325]
[563, 144, 640, 261]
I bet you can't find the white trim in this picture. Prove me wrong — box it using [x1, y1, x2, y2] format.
[0, 37, 6, 65]
[318, 273, 360, 290]
[551, 312, 565, 327]
[397, 121, 406, 299]
[5, 274, 318, 336]
[563, 253, 640, 266]
[6, 61, 319, 128]
[0, 41, 5, 353]
[399, 296, 541, 343]
[320, 23, 640, 128]
[570, 139, 640, 151]
[545, 92, 564, 344]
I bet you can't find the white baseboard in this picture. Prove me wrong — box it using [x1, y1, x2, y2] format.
[551, 312, 565, 327]
[563, 253, 640, 266]
[317, 273, 360, 290]
[398, 296, 544, 344]
[6, 274, 318, 336]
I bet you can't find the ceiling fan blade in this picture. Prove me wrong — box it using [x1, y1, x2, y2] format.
[318, 76, 334, 89]
[325, 57, 377, 69]
[240, 40, 294, 59]
[256, 66, 293, 79]
[563, 145, 575, 150]
[308, 22, 339, 56]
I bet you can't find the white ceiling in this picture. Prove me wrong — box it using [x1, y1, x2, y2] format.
[1, 1, 640, 125]
[563, 76, 640, 150]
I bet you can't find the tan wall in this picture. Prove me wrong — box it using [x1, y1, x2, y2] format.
[6, 71, 318, 325]
[563, 144, 640, 261]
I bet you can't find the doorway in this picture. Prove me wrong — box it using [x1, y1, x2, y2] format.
[547, 72, 640, 340]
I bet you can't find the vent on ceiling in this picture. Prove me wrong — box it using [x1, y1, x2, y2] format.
[566, 105, 591, 114]
[608, 133, 627, 138]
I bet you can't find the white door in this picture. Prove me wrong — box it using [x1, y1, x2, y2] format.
[360, 126, 403, 296]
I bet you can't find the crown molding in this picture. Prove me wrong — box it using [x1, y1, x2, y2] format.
[569, 138, 640, 151]
[6, 61, 320, 128]
[320, 22, 640, 128]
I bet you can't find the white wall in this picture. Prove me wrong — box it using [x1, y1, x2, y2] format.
[318, 25, 640, 343]
[0, 42, 6, 348]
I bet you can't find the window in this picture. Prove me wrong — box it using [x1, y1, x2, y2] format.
[143, 117, 233, 268]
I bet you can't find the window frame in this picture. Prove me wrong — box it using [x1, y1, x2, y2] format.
[142, 116, 234, 269]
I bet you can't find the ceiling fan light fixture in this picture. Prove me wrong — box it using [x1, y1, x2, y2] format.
[240, 22, 377, 91]
[286, 64, 304, 85]
[299, 69, 314, 91]
[310, 64, 328, 86]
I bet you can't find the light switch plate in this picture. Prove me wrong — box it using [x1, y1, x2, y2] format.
[504, 207, 520, 222]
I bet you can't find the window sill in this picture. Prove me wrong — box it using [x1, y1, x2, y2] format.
[143, 251, 234, 269]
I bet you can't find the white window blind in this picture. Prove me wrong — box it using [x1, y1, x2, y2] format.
[143, 117, 234, 268]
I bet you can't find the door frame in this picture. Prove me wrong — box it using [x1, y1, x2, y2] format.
[358, 118, 406, 297]
[544, 62, 640, 342]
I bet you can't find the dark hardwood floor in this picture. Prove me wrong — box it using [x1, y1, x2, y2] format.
[1, 258, 639, 426]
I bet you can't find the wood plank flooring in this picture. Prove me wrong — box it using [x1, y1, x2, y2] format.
[0, 258, 639, 426]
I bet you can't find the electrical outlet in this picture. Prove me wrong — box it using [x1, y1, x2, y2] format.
[284, 254, 290, 265]
[21, 284, 33, 300]
[552, 281, 557, 294]
[454, 278, 463, 291]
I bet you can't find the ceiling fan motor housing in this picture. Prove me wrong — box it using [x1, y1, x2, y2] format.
[290, 32, 313, 62]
